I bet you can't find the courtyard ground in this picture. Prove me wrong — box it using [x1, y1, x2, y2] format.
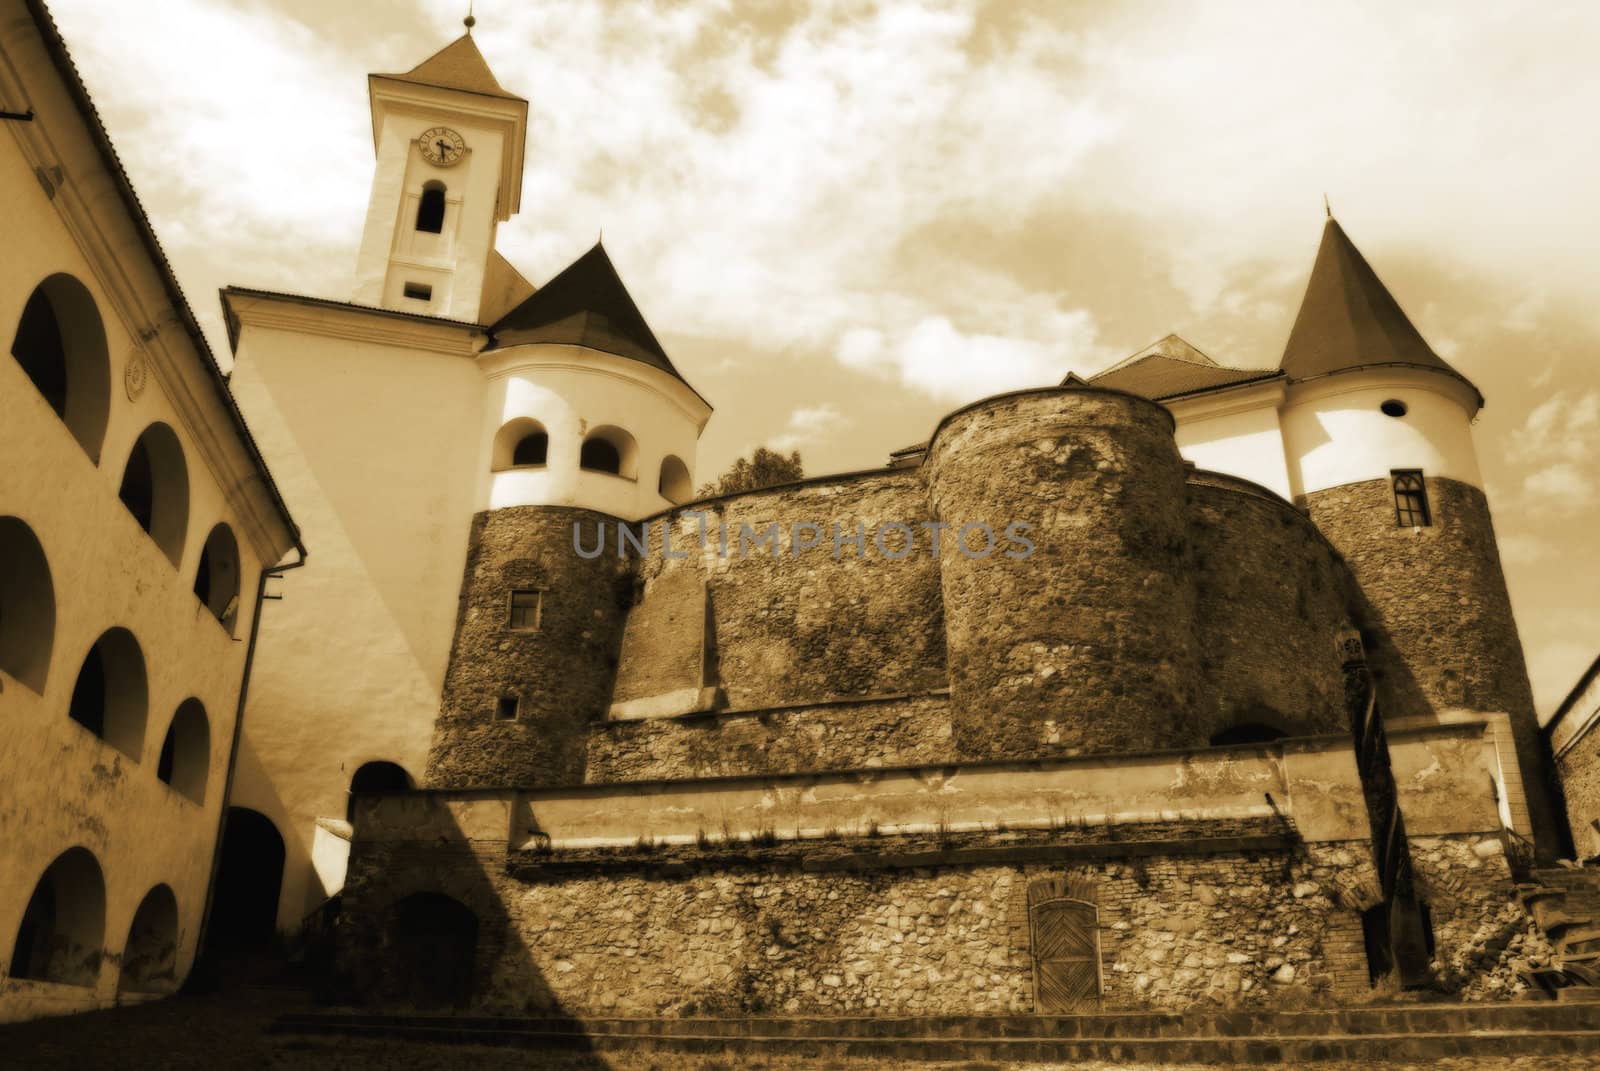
[2, 984, 1597, 1071]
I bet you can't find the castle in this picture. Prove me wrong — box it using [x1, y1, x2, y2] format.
[4, 7, 1594, 1024]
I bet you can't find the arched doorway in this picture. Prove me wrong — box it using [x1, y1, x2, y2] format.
[9, 847, 106, 987]
[390, 892, 478, 1007]
[346, 761, 413, 823]
[207, 808, 284, 952]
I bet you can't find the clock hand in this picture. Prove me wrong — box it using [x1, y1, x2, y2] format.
[437, 139, 451, 157]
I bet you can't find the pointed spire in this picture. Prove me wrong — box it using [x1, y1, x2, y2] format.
[378, 33, 521, 100]
[1279, 219, 1473, 395]
[489, 244, 705, 405]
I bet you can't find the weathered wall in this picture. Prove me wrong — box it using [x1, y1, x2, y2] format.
[927, 387, 1202, 760]
[584, 692, 955, 783]
[1554, 722, 1600, 859]
[1185, 474, 1351, 743]
[338, 817, 1378, 1015]
[1305, 476, 1563, 857]
[636, 471, 948, 710]
[427, 507, 633, 788]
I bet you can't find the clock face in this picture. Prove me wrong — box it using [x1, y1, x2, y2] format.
[417, 126, 467, 167]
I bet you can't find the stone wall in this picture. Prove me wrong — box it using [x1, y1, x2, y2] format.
[1408, 833, 1540, 999]
[1185, 475, 1351, 743]
[927, 387, 1203, 760]
[427, 507, 634, 789]
[584, 692, 955, 783]
[635, 470, 948, 711]
[1554, 723, 1600, 859]
[1304, 476, 1565, 857]
[337, 823, 1381, 1016]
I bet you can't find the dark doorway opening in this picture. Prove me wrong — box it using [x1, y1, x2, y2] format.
[391, 892, 479, 1007]
[207, 807, 285, 952]
[347, 761, 413, 823]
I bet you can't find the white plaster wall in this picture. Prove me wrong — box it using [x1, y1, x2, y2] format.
[1282, 370, 1482, 498]
[1172, 402, 1293, 500]
[482, 345, 708, 521]
[225, 320, 484, 927]
[0, 132, 267, 1016]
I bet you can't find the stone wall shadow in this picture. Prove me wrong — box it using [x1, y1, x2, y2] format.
[334, 791, 611, 1068]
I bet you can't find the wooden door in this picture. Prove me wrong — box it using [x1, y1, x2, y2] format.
[1030, 895, 1101, 1012]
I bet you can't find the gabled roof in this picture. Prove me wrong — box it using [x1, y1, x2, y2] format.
[488, 243, 707, 405]
[1088, 334, 1281, 402]
[375, 33, 523, 101]
[1280, 219, 1475, 402]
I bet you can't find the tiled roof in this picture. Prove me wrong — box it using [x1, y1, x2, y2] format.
[488, 243, 708, 407]
[1088, 334, 1281, 401]
[376, 33, 522, 101]
[1280, 219, 1474, 398]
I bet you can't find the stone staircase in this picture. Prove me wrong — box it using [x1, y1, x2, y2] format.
[269, 1003, 1600, 1063]
[1519, 867, 1600, 995]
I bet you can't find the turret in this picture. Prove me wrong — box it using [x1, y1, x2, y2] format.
[1280, 218, 1564, 856]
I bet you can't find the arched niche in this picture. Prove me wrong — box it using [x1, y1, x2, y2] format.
[658, 455, 692, 504]
[67, 627, 148, 761]
[193, 523, 241, 632]
[118, 422, 189, 568]
[347, 760, 414, 823]
[157, 698, 210, 805]
[416, 181, 446, 234]
[9, 273, 111, 463]
[118, 884, 179, 994]
[8, 847, 106, 987]
[491, 417, 549, 471]
[580, 425, 637, 478]
[0, 516, 55, 693]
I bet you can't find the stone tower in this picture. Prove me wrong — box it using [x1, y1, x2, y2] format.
[425, 246, 713, 788]
[353, 33, 528, 321]
[1278, 218, 1565, 857]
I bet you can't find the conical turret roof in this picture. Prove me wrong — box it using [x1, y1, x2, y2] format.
[377, 33, 523, 100]
[1280, 219, 1472, 397]
[488, 243, 706, 404]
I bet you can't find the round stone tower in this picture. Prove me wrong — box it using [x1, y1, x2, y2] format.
[926, 383, 1202, 761]
[1279, 217, 1564, 857]
[426, 243, 711, 789]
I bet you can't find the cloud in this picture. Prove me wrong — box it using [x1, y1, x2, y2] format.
[769, 404, 849, 452]
[1510, 391, 1600, 464]
[1524, 463, 1595, 514]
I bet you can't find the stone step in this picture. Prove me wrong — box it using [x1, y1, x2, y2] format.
[273, 1002, 1600, 1043]
[267, 1020, 1600, 1063]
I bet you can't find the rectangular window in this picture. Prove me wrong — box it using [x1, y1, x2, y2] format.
[508, 589, 543, 631]
[496, 695, 520, 721]
[1392, 470, 1432, 527]
[402, 282, 433, 301]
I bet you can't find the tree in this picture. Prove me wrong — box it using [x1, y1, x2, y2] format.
[697, 447, 804, 498]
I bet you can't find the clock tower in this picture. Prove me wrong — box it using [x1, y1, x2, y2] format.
[353, 32, 528, 322]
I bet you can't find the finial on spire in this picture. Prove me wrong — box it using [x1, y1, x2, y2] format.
[1324, 193, 1332, 219]
[464, 1, 475, 32]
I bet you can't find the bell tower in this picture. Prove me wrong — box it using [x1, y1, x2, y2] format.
[353, 30, 527, 322]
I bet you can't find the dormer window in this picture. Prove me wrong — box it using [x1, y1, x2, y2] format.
[1392, 470, 1431, 528]
[416, 181, 446, 233]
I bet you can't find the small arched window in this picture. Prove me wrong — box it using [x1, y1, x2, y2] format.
[580, 426, 637, 478]
[157, 699, 210, 804]
[513, 431, 548, 467]
[68, 627, 148, 761]
[119, 423, 190, 567]
[0, 516, 55, 693]
[1392, 470, 1431, 528]
[9, 274, 111, 462]
[416, 182, 446, 234]
[194, 523, 241, 631]
[658, 455, 692, 504]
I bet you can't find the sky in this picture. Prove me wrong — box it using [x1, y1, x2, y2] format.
[47, 0, 1600, 718]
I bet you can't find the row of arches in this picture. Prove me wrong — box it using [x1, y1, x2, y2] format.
[491, 419, 693, 504]
[8, 276, 241, 631]
[8, 848, 179, 994]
